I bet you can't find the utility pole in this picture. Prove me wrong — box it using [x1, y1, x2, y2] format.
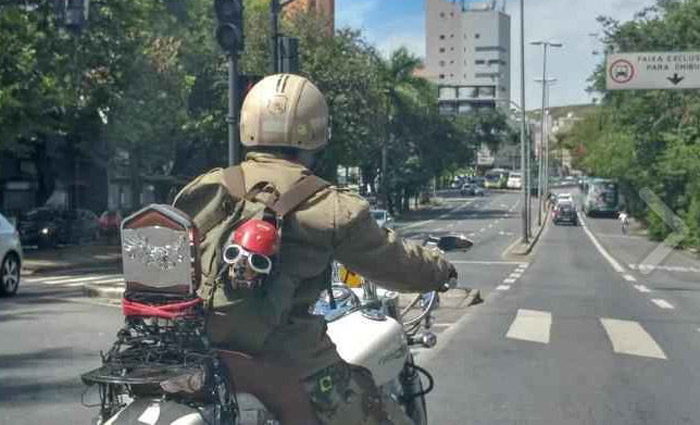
[530, 40, 562, 225]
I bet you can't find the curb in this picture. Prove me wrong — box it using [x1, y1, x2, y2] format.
[508, 207, 550, 257]
[84, 282, 124, 300]
[23, 258, 122, 276]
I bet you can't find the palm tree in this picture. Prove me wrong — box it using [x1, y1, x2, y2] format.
[372, 47, 430, 212]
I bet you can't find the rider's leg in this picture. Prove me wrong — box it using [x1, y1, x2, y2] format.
[304, 362, 414, 425]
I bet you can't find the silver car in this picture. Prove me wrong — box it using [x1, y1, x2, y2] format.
[370, 209, 395, 230]
[0, 213, 23, 296]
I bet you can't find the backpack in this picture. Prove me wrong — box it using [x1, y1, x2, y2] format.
[172, 165, 329, 353]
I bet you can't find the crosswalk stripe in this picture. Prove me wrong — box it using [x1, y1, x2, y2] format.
[24, 274, 81, 284]
[623, 274, 637, 282]
[506, 309, 551, 344]
[651, 298, 674, 310]
[91, 278, 125, 284]
[503, 278, 516, 284]
[43, 275, 117, 285]
[600, 318, 666, 360]
[496, 285, 511, 291]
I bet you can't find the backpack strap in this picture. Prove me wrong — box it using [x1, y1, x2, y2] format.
[270, 175, 330, 217]
[221, 165, 247, 200]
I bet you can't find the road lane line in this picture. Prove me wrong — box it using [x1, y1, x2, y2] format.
[496, 285, 511, 291]
[510, 273, 522, 279]
[634, 284, 651, 293]
[451, 261, 529, 266]
[600, 318, 667, 359]
[399, 200, 473, 230]
[506, 309, 552, 344]
[578, 212, 625, 273]
[651, 298, 674, 310]
[623, 274, 637, 282]
[503, 278, 516, 284]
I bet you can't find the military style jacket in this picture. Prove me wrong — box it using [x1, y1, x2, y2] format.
[213, 153, 453, 376]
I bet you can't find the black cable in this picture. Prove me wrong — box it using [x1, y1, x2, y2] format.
[402, 363, 434, 400]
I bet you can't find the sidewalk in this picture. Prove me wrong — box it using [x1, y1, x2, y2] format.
[22, 244, 122, 275]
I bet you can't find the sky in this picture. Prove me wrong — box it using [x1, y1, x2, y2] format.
[335, 0, 657, 108]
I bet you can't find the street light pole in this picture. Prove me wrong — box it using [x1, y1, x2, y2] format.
[519, 0, 528, 243]
[530, 41, 562, 226]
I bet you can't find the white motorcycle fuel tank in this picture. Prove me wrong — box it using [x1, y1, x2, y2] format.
[326, 309, 408, 385]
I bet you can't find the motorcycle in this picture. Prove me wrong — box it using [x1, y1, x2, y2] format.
[81, 204, 471, 425]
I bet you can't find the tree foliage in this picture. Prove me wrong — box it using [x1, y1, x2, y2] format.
[563, 0, 700, 247]
[0, 0, 512, 213]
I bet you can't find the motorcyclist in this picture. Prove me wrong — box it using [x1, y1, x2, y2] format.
[208, 74, 457, 425]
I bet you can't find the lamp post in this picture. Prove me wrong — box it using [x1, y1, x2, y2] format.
[534, 77, 556, 222]
[530, 40, 562, 225]
[518, 0, 528, 243]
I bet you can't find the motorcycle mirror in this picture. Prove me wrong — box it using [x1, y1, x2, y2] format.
[437, 235, 474, 252]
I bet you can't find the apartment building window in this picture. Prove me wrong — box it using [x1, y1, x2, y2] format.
[475, 72, 502, 79]
[440, 12, 445, 18]
[475, 33, 480, 39]
[475, 60, 485, 65]
[439, 60, 446, 67]
[476, 46, 506, 52]
[439, 74, 445, 79]
[439, 47, 445, 53]
[440, 35, 445, 40]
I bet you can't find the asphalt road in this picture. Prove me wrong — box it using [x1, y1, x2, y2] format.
[422, 188, 700, 425]
[14, 188, 700, 425]
[0, 190, 525, 425]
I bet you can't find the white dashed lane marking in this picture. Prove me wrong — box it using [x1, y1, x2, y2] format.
[623, 274, 637, 282]
[651, 298, 674, 310]
[634, 284, 652, 293]
[496, 285, 511, 291]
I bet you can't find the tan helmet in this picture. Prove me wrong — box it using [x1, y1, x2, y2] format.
[240, 74, 329, 151]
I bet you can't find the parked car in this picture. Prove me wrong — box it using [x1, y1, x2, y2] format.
[553, 201, 578, 226]
[370, 209, 394, 230]
[507, 172, 523, 189]
[18, 207, 99, 249]
[0, 212, 23, 296]
[461, 183, 485, 197]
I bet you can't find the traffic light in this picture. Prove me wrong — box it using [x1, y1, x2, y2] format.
[214, 0, 243, 55]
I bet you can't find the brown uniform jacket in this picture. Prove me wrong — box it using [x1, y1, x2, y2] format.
[225, 153, 453, 376]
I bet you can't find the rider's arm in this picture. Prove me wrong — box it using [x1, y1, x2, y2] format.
[331, 192, 454, 293]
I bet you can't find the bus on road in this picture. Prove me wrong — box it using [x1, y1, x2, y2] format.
[583, 178, 621, 216]
[484, 168, 510, 189]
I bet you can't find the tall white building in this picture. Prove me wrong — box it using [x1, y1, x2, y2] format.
[425, 0, 511, 114]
